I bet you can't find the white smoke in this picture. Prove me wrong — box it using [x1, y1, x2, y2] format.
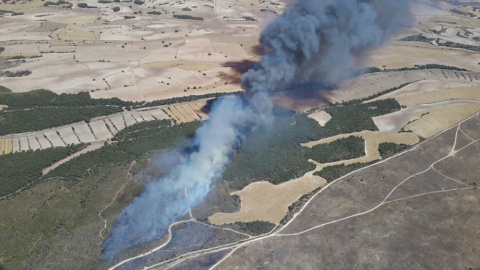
[102, 0, 412, 261]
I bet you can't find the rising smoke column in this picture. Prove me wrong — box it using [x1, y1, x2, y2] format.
[102, 0, 412, 261]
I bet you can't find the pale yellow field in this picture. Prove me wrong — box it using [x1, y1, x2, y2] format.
[209, 172, 326, 225]
[308, 110, 332, 126]
[0, 139, 4, 155]
[404, 103, 480, 138]
[396, 87, 480, 107]
[3, 138, 13, 155]
[164, 108, 182, 123]
[169, 106, 190, 123]
[0, 105, 7, 111]
[164, 101, 209, 123]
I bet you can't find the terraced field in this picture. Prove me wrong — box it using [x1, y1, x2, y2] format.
[0, 108, 169, 155]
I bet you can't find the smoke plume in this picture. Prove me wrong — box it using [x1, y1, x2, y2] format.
[102, 0, 412, 261]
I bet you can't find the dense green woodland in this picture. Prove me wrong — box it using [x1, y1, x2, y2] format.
[226, 221, 276, 236]
[314, 162, 375, 183]
[306, 136, 365, 163]
[0, 144, 85, 197]
[224, 99, 402, 189]
[378, 142, 410, 159]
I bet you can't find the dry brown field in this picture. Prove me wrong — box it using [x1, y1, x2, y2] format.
[209, 172, 326, 225]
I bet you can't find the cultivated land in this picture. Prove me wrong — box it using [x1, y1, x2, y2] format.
[2, 1, 480, 270]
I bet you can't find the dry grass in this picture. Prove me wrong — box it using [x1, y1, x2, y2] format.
[209, 172, 326, 225]
[404, 103, 480, 138]
[164, 101, 209, 123]
[370, 80, 480, 102]
[396, 87, 480, 107]
[141, 61, 220, 71]
[3, 138, 13, 155]
[308, 110, 332, 126]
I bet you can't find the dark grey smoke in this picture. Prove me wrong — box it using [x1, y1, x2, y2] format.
[102, 0, 412, 261]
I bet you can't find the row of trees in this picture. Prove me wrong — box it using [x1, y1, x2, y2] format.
[0, 89, 132, 109]
[225, 221, 275, 236]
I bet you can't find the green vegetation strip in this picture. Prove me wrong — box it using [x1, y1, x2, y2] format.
[224, 221, 276, 236]
[314, 162, 376, 183]
[0, 85, 11, 93]
[173, 14, 204, 21]
[0, 89, 131, 109]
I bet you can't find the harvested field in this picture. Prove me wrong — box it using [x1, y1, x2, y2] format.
[396, 87, 480, 107]
[35, 134, 51, 149]
[369, 80, 480, 101]
[43, 130, 65, 147]
[404, 103, 480, 138]
[27, 135, 41, 151]
[140, 60, 220, 71]
[57, 127, 80, 145]
[123, 113, 138, 127]
[73, 123, 97, 143]
[373, 100, 480, 133]
[19, 137, 29, 152]
[89, 120, 113, 141]
[129, 112, 145, 123]
[137, 111, 155, 122]
[148, 109, 170, 120]
[163, 101, 207, 123]
[109, 115, 126, 131]
[3, 138, 13, 155]
[308, 110, 332, 126]
[12, 137, 20, 153]
[209, 172, 326, 225]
